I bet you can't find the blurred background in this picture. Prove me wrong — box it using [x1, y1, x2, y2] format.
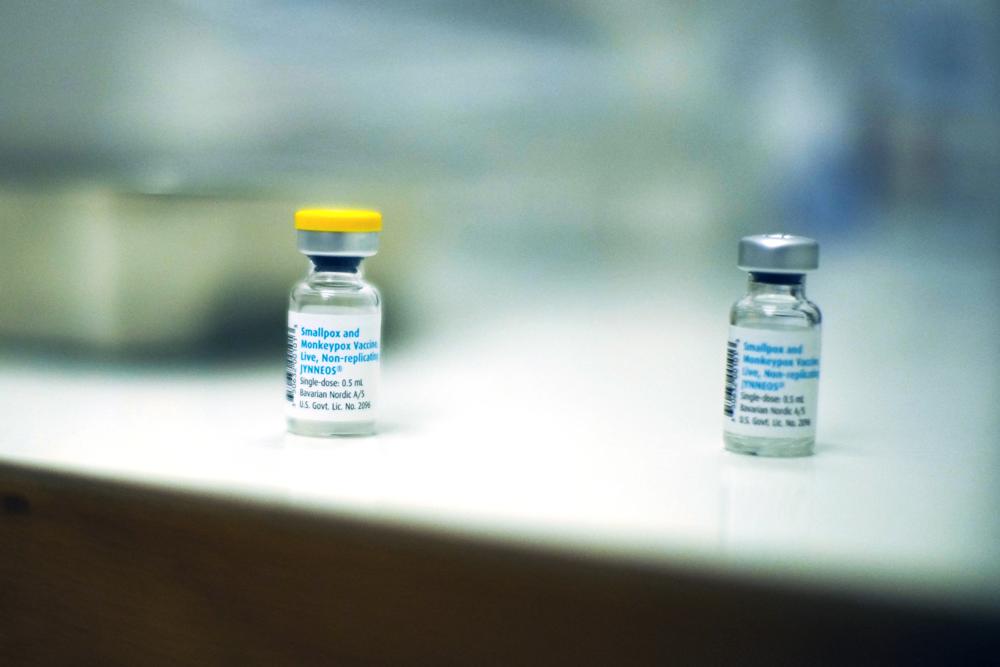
[1, 0, 997, 356]
[2, 0, 1000, 619]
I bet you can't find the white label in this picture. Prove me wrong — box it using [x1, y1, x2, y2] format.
[723, 326, 820, 438]
[286, 311, 380, 422]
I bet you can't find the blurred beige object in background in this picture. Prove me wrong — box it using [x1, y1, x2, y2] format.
[0, 186, 300, 349]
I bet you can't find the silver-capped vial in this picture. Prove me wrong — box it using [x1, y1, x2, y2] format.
[286, 209, 382, 437]
[723, 234, 822, 456]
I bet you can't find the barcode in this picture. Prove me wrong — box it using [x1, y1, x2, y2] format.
[285, 325, 297, 403]
[723, 339, 738, 418]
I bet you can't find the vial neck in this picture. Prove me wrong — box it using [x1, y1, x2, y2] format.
[309, 255, 363, 275]
[748, 272, 806, 297]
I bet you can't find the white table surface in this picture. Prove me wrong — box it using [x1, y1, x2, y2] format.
[2, 243, 998, 611]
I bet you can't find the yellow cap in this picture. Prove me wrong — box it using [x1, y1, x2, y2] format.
[294, 209, 382, 233]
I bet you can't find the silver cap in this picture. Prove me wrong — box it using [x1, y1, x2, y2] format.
[738, 234, 819, 273]
[297, 231, 379, 257]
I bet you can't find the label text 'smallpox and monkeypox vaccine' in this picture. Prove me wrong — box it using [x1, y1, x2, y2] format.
[286, 209, 382, 436]
[723, 234, 822, 457]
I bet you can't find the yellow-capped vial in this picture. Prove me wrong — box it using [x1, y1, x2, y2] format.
[286, 209, 382, 436]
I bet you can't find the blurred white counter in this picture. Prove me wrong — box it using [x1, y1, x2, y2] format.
[1, 245, 998, 613]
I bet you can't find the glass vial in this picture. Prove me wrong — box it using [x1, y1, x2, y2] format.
[286, 209, 382, 437]
[723, 234, 821, 457]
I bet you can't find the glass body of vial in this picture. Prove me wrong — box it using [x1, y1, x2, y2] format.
[286, 209, 382, 437]
[723, 235, 822, 457]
